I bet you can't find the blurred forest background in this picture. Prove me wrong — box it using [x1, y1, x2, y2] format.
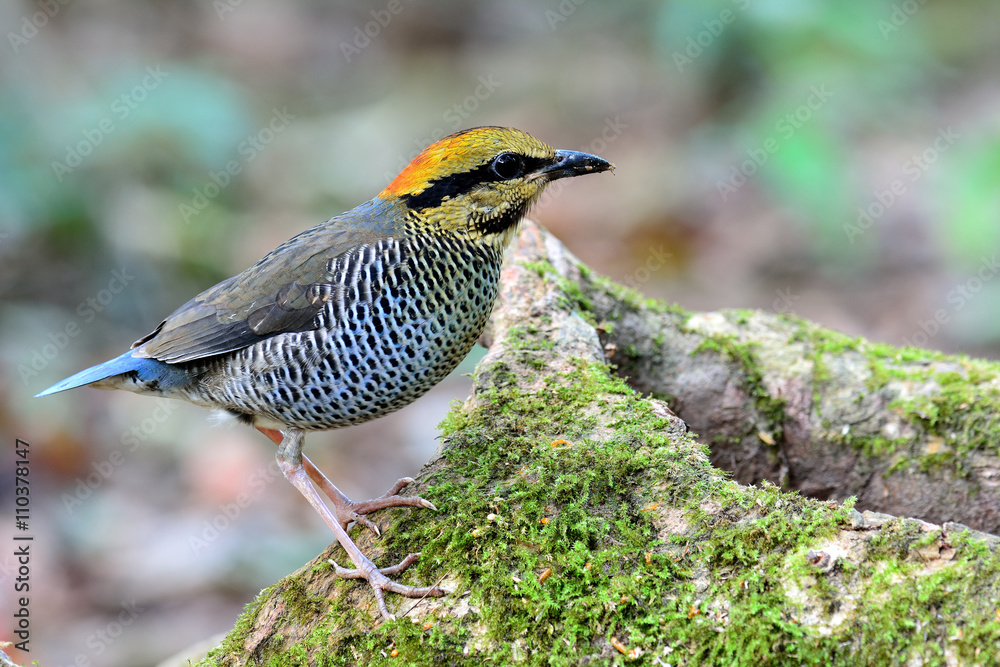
[1, 0, 999, 664]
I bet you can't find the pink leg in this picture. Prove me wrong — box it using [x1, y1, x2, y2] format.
[257, 427, 436, 533]
[260, 427, 446, 618]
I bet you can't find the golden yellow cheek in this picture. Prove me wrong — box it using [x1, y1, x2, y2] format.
[467, 188, 507, 214]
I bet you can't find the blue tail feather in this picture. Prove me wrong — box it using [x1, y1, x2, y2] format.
[34, 350, 190, 397]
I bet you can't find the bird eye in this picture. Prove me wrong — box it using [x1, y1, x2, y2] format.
[490, 153, 523, 180]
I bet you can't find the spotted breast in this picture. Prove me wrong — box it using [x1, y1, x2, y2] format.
[185, 233, 502, 430]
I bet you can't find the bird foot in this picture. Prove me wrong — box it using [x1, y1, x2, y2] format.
[267, 428, 444, 619]
[339, 477, 438, 535]
[328, 552, 448, 620]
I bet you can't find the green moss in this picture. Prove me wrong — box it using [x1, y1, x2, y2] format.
[386, 358, 716, 665]
[208, 592, 269, 660]
[731, 309, 754, 326]
[577, 262, 688, 318]
[521, 259, 688, 333]
[810, 521, 1000, 665]
[522, 258, 600, 325]
[788, 317, 1000, 468]
[858, 349, 1000, 465]
[280, 574, 328, 624]
[896, 363, 1000, 462]
[691, 333, 787, 443]
[791, 319, 863, 356]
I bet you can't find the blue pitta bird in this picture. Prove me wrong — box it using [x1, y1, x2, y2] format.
[37, 126, 613, 618]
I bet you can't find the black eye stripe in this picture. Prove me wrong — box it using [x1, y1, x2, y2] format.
[400, 154, 549, 211]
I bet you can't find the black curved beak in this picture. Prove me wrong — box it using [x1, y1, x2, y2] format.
[530, 149, 615, 182]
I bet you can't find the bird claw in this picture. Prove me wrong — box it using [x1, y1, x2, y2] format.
[327, 552, 448, 619]
[380, 476, 416, 498]
[340, 478, 438, 535]
[330, 552, 421, 577]
[289, 455, 444, 616]
[377, 477, 438, 511]
[344, 513, 381, 536]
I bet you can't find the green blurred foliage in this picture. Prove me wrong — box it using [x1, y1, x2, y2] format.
[660, 0, 1000, 268]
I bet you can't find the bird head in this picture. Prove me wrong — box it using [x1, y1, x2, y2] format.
[379, 126, 613, 244]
